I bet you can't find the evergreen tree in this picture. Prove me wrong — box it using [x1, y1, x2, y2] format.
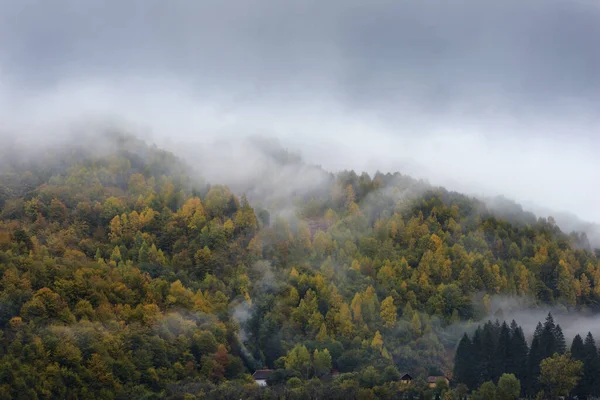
[554, 324, 566, 354]
[471, 327, 485, 387]
[496, 321, 511, 376]
[454, 333, 475, 389]
[509, 321, 529, 391]
[540, 312, 556, 358]
[571, 334, 585, 361]
[582, 332, 600, 398]
[570, 334, 586, 398]
[482, 321, 500, 382]
[527, 322, 544, 396]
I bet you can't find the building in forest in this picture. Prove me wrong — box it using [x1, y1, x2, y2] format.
[252, 370, 273, 386]
[399, 373, 413, 384]
[427, 376, 449, 388]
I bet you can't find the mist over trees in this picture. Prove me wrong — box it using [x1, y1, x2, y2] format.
[0, 133, 600, 398]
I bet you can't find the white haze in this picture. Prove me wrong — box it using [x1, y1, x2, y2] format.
[487, 296, 600, 343]
[1, 0, 600, 231]
[1, 79, 599, 230]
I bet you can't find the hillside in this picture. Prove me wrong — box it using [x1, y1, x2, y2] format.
[0, 133, 598, 399]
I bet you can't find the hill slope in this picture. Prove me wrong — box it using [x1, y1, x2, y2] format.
[0, 133, 598, 399]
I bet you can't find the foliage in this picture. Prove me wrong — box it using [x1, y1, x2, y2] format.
[0, 133, 599, 398]
[539, 352, 583, 399]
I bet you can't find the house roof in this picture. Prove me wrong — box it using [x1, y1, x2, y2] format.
[399, 373, 413, 380]
[427, 376, 448, 383]
[252, 369, 273, 380]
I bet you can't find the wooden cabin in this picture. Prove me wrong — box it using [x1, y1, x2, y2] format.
[252, 369, 273, 387]
[399, 372, 413, 384]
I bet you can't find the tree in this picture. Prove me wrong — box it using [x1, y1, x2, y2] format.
[527, 322, 544, 396]
[316, 323, 328, 342]
[553, 324, 566, 354]
[496, 321, 511, 375]
[539, 353, 583, 399]
[497, 373, 520, 400]
[481, 321, 499, 382]
[313, 349, 332, 377]
[581, 332, 600, 397]
[472, 381, 497, 400]
[410, 313, 421, 336]
[509, 321, 528, 385]
[380, 296, 397, 328]
[540, 313, 557, 358]
[471, 326, 484, 388]
[454, 333, 475, 389]
[351, 293, 363, 324]
[285, 344, 312, 379]
[570, 334, 585, 361]
[570, 334, 586, 398]
[371, 331, 383, 351]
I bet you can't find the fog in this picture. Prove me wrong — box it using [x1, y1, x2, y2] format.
[1, 0, 600, 227]
[486, 296, 600, 342]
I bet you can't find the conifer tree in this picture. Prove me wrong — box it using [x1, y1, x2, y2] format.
[582, 332, 600, 397]
[509, 321, 528, 388]
[570, 334, 586, 398]
[540, 313, 557, 358]
[527, 322, 544, 396]
[471, 326, 484, 387]
[571, 334, 585, 361]
[496, 321, 511, 375]
[454, 333, 476, 389]
[482, 321, 499, 382]
[554, 324, 566, 354]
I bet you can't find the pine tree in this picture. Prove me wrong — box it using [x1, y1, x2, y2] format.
[582, 332, 600, 398]
[570, 334, 586, 398]
[471, 327, 484, 387]
[554, 324, 566, 354]
[509, 324, 529, 395]
[527, 322, 544, 396]
[482, 321, 499, 382]
[454, 333, 476, 389]
[571, 334, 585, 361]
[541, 313, 557, 358]
[496, 321, 511, 375]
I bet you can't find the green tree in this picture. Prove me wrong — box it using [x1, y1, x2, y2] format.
[472, 381, 497, 400]
[285, 344, 312, 379]
[497, 373, 520, 400]
[509, 320, 529, 386]
[570, 334, 586, 398]
[454, 333, 474, 389]
[582, 332, 600, 397]
[410, 313, 421, 336]
[313, 349, 332, 377]
[539, 352, 583, 399]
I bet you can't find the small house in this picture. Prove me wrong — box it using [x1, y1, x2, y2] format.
[399, 373, 413, 385]
[252, 369, 273, 387]
[427, 376, 449, 388]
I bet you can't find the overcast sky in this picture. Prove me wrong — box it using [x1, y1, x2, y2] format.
[1, 0, 600, 222]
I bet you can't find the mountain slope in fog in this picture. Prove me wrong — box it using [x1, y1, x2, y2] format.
[0, 132, 599, 398]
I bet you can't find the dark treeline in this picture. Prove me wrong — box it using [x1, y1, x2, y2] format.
[454, 313, 599, 398]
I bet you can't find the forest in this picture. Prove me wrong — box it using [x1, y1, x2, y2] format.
[0, 133, 599, 399]
[454, 313, 598, 399]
